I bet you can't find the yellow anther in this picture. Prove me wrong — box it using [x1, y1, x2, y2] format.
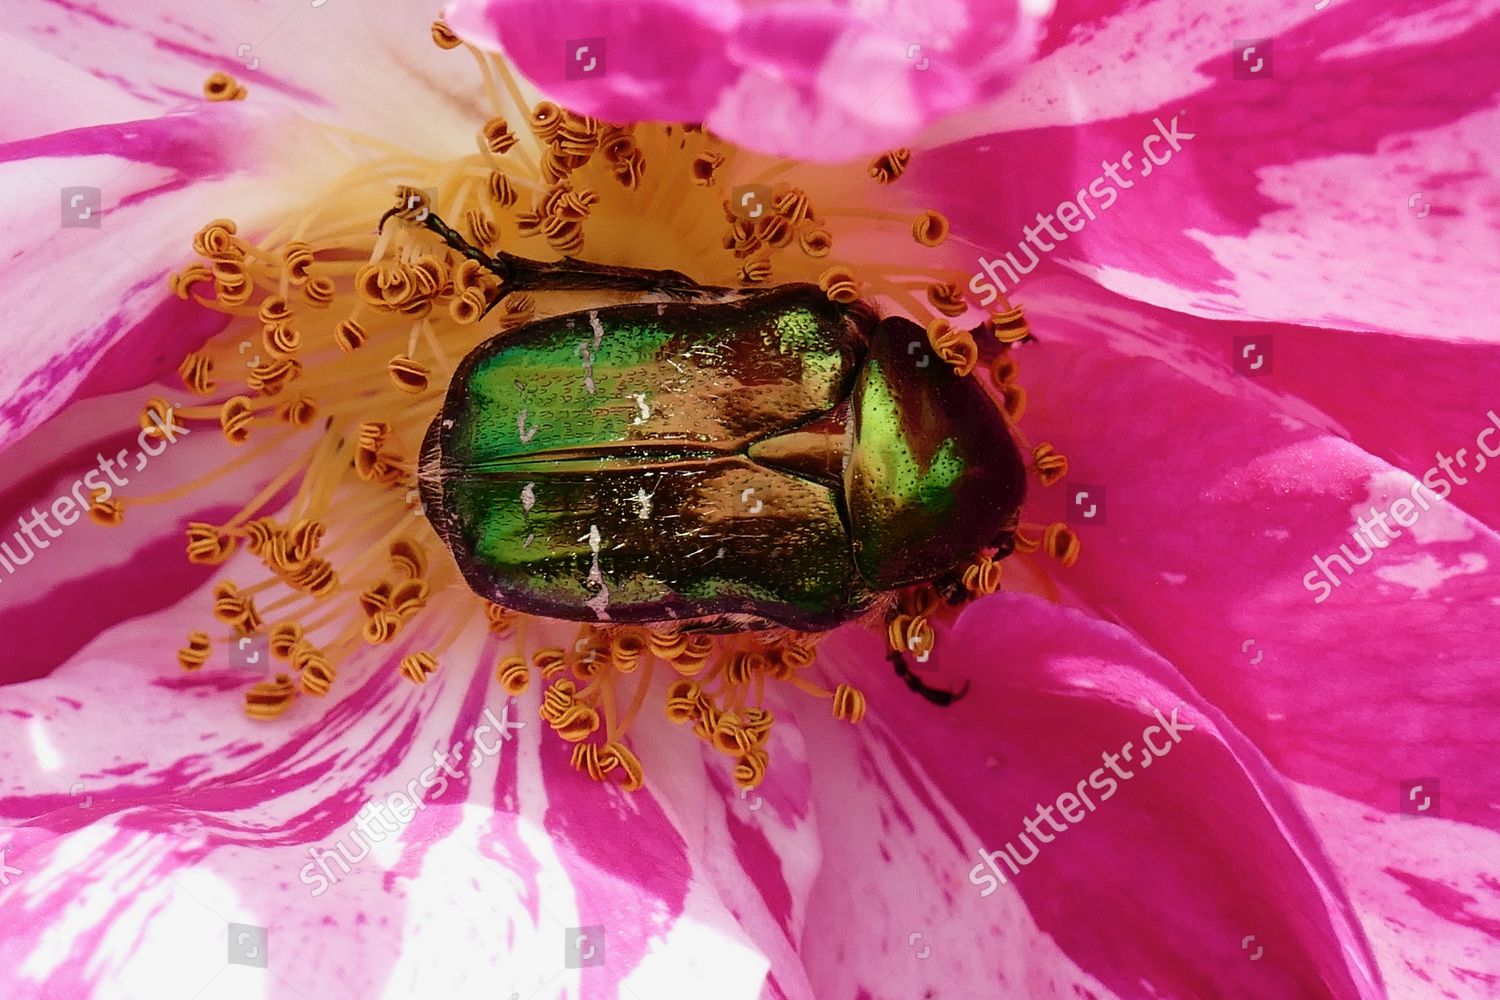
[818, 265, 861, 304]
[926, 319, 978, 376]
[203, 71, 246, 101]
[482, 116, 518, 154]
[985, 305, 1031, 343]
[487, 170, 518, 207]
[963, 555, 1003, 596]
[299, 655, 337, 697]
[387, 355, 431, 394]
[262, 322, 302, 358]
[212, 582, 263, 632]
[362, 609, 404, 644]
[388, 579, 429, 616]
[170, 263, 214, 300]
[388, 539, 426, 579]
[553, 703, 601, 742]
[484, 601, 519, 636]
[178, 351, 216, 395]
[303, 276, 336, 307]
[886, 613, 935, 660]
[870, 148, 911, 184]
[609, 627, 649, 672]
[282, 242, 315, 284]
[247, 357, 302, 395]
[570, 742, 615, 782]
[269, 623, 303, 659]
[1031, 443, 1069, 486]
[430, 17, 462, 48]
[219, 396, 254, 444]
[185, 522, 237, 564]
[773, 187, 813, 224]
[832, 684, 867, 723]
[712, 713, 755, 755]
[798, 228, 833, 257]
[1042, 522, 1081, 568]
[276, 395, 317, 427]
[734, 748, 769, 790]
[178, 631, 212, 671]
[87, 487, 123, 526]
[533, 647, 569, 679]
[495, 654, 529, 694]
[540, 679, 577, 722]
[740, 258, 772, 284]
[664, 679, 701, 723]
[245, 673, 297, 721]
[334, 318, 368, 352]
[193, 219, 240, 259]
[604, 742, 644, 791]
[691, 151, 724, 186]
[402, 651, 440, 684]
[647, 625, 687, 660]
[911, 210, 949, 247]
[465, 209, 498, 248]
[927, 282, 967, 317]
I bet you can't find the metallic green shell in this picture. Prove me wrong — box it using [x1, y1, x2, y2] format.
[419, 284, 1025, 630]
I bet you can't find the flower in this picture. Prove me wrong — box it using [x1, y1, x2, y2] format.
[2, 2, 1498, 1000]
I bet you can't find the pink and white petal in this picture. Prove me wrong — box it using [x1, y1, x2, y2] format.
[1011, 274, 1500, 834]
[799, 596, 1382, 999]
[0, 384, 295, 686]
[445, 0, 1046, 162]
[0, 603, 774, 998]
[4, 1, 485, 152]
[0, 105, 351, 453]
[915, 0, 1500, 338]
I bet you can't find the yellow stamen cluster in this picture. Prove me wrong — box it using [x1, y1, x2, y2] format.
[128, 34, 1074, 797]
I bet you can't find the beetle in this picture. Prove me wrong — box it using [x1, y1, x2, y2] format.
[381, 193, 1026, 705]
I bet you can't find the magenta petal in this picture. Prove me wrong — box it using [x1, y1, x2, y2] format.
[1014, 274, 1500, 833]
[917, 0, 1500, 334]
[0, 105, 325, 454]
[815, 596, 1382, 999]
[445, 0, 1043, 161]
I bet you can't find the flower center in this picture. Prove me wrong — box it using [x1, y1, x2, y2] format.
[104, 24, 1080, 794]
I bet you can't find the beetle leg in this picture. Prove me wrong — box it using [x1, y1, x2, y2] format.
[410, 209, 736, 304]
[887, 650, 970, 707]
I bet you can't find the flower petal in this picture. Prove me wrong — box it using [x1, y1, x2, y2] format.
[445, 0, 1046, 161]
[916, 0, 1500, 336]
[5, 2, 487, 150]
[0, 105, 349, 453]
[808, 597, 1383, 998]
[1012, 274, 1500, 836]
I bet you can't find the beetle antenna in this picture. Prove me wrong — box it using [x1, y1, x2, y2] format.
[888, 650, 969, 707]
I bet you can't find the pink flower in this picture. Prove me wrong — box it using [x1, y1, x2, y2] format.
[2, 2, 1498, 999]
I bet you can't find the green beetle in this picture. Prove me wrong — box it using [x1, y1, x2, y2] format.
[386, 196, 1026, 704]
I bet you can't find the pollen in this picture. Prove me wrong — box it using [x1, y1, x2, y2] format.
[122, 34, 1067, 797]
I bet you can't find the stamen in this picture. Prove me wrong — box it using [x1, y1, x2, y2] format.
[203, 72, 247, 102]
[911, 210, 949, 247]
[870, 149, 912, 184]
